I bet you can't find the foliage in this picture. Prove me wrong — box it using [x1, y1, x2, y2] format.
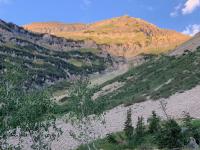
[0, 45, 110, 89]
[106, 134, 118, 144]
[148, 111, 161, 134]
[135, 116, 145, 139]
[77, 113, 200, 150]
[124, 108, 134, 140]
[183, 112, 193, 129]
[93, 47, 200, 112]
[156, 119, 183, 149]
[0, 63, 62, 149]
[182, 113, 200, 145]
[67, 78, 105, 150]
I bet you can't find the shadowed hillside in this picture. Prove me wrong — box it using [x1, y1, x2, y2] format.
[0, 19, 116, 89]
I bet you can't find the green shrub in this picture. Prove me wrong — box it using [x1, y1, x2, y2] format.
[148, 111, 161, 134]
[156, 119, 183, 149]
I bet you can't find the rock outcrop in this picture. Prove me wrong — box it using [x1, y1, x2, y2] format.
[187, 137, 199, 150]
[0, 19, 98, 52]
[0, 19, 116, 89]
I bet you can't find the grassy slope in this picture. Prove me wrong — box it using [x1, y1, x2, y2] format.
[77, 132, 155, 150]
[54, 47, 200, 115]
[91, 47, 200, 111]
[0, 44, 110, 90]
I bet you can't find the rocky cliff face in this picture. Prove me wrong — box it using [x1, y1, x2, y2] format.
[0, 19, 117, 89]
[24, 16, 190, 58]
[0, 19, 98, 52]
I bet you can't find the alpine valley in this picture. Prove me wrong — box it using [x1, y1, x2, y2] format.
[1, 15, 200, 150]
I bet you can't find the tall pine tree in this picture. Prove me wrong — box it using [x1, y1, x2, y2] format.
[135, 116, 145, 138]
[124, 108, 134, 140]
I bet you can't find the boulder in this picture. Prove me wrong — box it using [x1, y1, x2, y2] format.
[187, 137, 199, 150]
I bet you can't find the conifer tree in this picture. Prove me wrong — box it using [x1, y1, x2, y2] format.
[124, 108, 134, 140]
[148, 111, 161, 134]
[135, 116, 145, 138]
[156, 119, 183, 149]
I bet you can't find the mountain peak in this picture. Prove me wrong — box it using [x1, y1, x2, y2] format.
[24, 17, 190, 58]
[113, 15, 141, 20]
[108, 15, 157, 26]
[115, 15, 133, 20]
[92, 15, 157, 27]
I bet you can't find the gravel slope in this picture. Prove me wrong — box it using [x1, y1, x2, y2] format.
[9, 85, 200, 150]
[51, 85, 200, 150]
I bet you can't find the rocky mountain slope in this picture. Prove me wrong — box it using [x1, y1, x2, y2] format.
[89, 45, 200, 111]
[24, 16, 190, 58]
[170, 32, 200, 56]
[0, 19, 116, 89]
[2, 18, 200, 150]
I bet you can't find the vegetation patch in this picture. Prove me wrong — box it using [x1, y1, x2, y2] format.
[77, 111, 200, 150]
[68, 58, 85, 67]
[0, 45, 110, 89]
[92, 48, 200, 111]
